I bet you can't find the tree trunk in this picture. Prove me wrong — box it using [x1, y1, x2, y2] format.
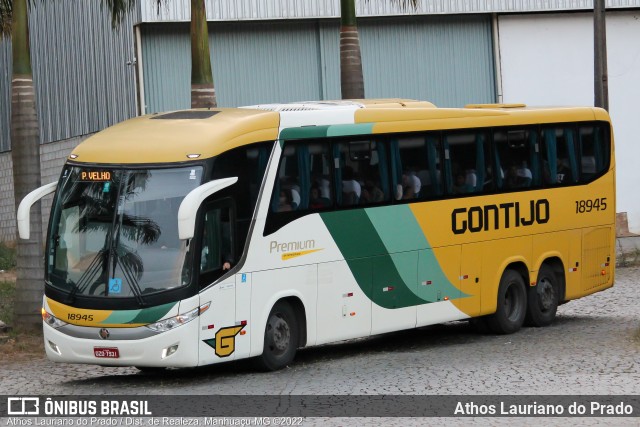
[190, 0, 216, 108]
[340, 0, 365, 99]
[11, 0, 44, 331]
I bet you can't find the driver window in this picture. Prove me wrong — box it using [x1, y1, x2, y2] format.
[199, 203, 235, 286]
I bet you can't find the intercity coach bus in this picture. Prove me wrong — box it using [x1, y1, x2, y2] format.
[18, 99, 615, 371]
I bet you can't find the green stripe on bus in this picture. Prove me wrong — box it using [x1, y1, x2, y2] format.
[320, 209, 425, 308]
[102, 302, 176, 325]
[365, 205, 427, 253]
[321, 206, 467, 307]
[365, 205, 467, 300]
[326, 123, 374, 137]
[128, 302, 177, 324]
[279, 126, 330, 140]
[279, 123, 374, 141]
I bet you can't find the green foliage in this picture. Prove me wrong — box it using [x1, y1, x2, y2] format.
[0, 242, 16, 271]
[0, 280, 15, 326]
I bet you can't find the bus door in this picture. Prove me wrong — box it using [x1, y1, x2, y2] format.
[197, 199, 240, 365]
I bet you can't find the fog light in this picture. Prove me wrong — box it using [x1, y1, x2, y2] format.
[161, 344, 179, 359]
[48, 340, 61, 355]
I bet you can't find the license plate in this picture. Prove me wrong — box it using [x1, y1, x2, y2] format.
[94, 347, 120, 358]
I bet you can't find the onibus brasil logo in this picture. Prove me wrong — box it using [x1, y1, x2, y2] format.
[6, 397, 152, 416]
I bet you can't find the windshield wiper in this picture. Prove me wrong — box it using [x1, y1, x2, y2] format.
[117, 253, 147, 307]
[64, 250, 107, 304]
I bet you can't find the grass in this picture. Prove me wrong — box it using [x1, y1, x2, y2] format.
[0, 279, 15, 327]
[0, 275, 44, 361]
[0, 241, 16, 270]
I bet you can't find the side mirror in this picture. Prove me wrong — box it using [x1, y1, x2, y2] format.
[177, 177, 238, 240]
[17, 182, 58, 239]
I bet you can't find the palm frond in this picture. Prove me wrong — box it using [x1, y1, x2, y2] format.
[395, 0, 419, 10]
[0, 0, 12, 38]
[366, 0, 420, 11]
[100, 0, 136, 28]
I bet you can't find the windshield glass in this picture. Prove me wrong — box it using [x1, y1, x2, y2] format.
[46, 165, 203, 299]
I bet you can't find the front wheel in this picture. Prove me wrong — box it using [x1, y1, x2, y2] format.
[254, 301, 298, 371]
[486, 269, 527, 334]
[525, 264, 559, 327]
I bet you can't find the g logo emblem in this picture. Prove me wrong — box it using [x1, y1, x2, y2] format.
[203, 325, 245, 358]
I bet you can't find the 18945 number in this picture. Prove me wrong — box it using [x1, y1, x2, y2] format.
[67, 313, 94, 321]
[576, 197, 607, 213]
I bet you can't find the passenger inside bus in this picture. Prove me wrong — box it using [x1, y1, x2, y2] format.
[277, 189, 294, 212]
[342, 165, 361, 205]
[453, 173, 474, 194]
[309, 184, 330, 209]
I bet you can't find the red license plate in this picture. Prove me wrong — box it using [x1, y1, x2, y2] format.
[94, 347, 120, 358]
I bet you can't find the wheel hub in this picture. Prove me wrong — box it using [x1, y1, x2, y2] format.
[537, 278, 555, 311]
[271, 317, 290, 352]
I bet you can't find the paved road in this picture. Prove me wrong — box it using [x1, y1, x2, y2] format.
[1, 267, 639, 425]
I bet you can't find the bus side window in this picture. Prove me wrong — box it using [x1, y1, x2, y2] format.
[394, 135, 438, 200]
[271, 141, 334, 213]
[444, 130, 490, 196]
[541, 126, 579, 186]
[199, 202, 235, 286]
[579, 124, 609, 182]
[494, 128, 539, 190]
[335, 139, 389, 207]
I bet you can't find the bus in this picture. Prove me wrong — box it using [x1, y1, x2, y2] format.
[18, 99, 615, 371]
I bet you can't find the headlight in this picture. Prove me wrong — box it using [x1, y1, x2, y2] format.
[42, 308, 68, 329]
[146, 302, 210, 333]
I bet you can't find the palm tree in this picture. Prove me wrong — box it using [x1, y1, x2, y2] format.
[340, 0, 419, 99]
[108, 0, 216, 107]
[340, 0, 365, 99]
[188, 0, 215, 108]
[0, 0, 151, 330]
[1, 0, 46, 331]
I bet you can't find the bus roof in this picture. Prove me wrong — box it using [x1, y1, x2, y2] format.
[69, 100, 609, 165]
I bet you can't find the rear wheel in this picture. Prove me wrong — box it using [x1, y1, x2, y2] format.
[525, 264, 559, 327]
[486, 269, 527, 334]
[254, 301, 298, 371]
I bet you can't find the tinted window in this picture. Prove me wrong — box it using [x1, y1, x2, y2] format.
[578, 124, 609, 182]
[494, 128, 540, 190]
[394, 134, 443, 200]
[335, 139, 390, 207]
[541, 126, 579, 186]
[443, 130, 490, 195]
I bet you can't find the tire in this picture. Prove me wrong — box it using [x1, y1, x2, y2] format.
[525, 264, 559, 327]
[486, 269, 527, 334]
[254, 301, 298, 371]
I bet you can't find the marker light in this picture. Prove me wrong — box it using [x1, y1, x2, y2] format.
[69, 154, 78, 159]
[42, 308, 68, 329]
[146, 302, 210, 333]
[601, 270, 607, 276]
[186, 154, 201, 159]
[161, 344, 179, 359]
[48, 340, 61, 355]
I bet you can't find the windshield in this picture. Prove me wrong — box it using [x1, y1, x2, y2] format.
[46, 165, 203, 299]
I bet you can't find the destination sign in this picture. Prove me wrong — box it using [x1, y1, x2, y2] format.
[79, 171, 112, 182]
